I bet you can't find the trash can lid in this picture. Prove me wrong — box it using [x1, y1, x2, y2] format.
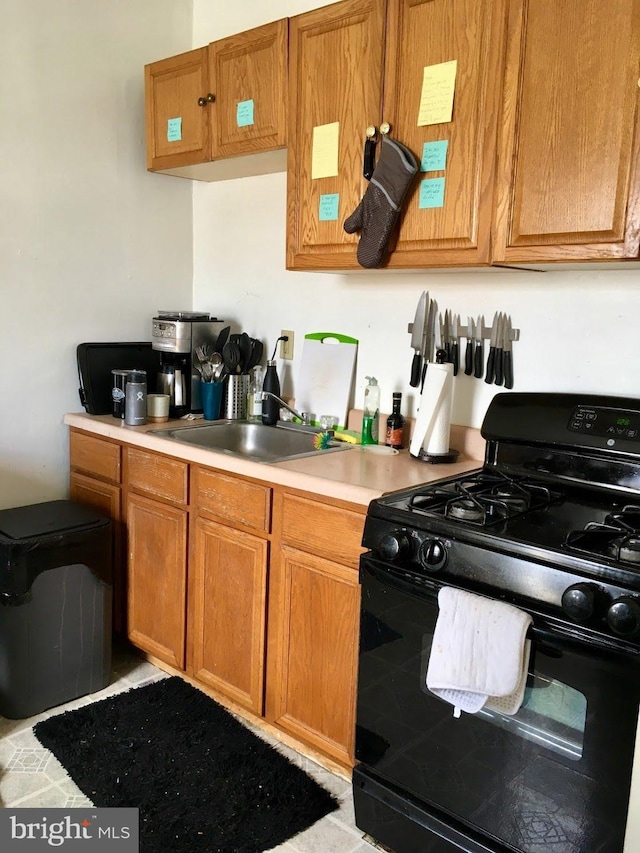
[0, 500, 108, 541]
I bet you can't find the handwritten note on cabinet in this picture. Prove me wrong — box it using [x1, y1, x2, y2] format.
[417, 61, 457, 126]
[311, 122, 340, 179]
[167, 117, 182, 142]
[236, 100, 255, 127]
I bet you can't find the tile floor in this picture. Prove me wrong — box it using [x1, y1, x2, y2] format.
[0, 642, 376, 853]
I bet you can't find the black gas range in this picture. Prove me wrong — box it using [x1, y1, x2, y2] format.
[354, 393, 640, 853]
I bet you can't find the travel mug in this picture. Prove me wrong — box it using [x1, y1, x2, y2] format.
[125, 370, 147, 425]
[112, 369, 134, 419]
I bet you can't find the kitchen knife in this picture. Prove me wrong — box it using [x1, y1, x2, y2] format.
[494, 314, 504, 386]
[444, 309, 452, 364]
[410, 290, 428, 387]
[503, 315, 514, 389]
[451, 314, 459, 376]
[484, 311, 500, 384]
[420, 297, 437, 389]
[474, 315, 484, 379]
[464, 316, 474, 375]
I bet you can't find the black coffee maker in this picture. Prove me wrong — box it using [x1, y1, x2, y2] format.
[151, 312, 225, 417]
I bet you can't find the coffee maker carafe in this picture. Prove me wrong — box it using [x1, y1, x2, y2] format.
[151, 312, 225, 417]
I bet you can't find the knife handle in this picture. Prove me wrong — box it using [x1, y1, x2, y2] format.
[451, 342, 459, 377]
[474, 343, 484, 379]
[494, 349, 504, 386]
[504, 351, 513, 389]
[485, 346, 496, 384]
[464, 341, 473, 375]
[410, 352, 422, 388]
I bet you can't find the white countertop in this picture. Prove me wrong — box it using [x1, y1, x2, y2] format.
[65, 412, 485, 507]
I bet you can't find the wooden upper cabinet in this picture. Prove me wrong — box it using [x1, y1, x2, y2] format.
[287, 0, 386, 269]
[286, 0, 507, 270]
[492, 0, 640, 264]
[210, 20, 288, 158]
[384, 0, 507, 267]
[145, 47, 211, 171]
[145, 20, 288, 179]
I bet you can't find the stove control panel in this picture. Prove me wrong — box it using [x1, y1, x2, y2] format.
[568, 405, 640, 442]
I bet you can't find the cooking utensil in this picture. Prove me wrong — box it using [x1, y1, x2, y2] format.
[246, 338, 263, 373]
[410, 291, 428, 387]
[464, 317, 474, 375]
[503, 316, 514, 389]
[222, 340, 242, 374]
[494, 314, 505, 386]
[451, 314, 459, 376]
[420, 297, 437, 390]
[239, 333, 252, 373]
[214, 325, 230, 354]
[485, 312, 501, 384]
[474, 315, 484, 379]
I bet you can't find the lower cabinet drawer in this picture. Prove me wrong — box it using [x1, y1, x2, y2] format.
[280, 492, 365, 569]
[126, 447, 188, 505]
[70, 430, 121, 483]
[192, 466, 271, 533]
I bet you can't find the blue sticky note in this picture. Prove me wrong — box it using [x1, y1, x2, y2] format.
[419, 178, 445, 209]
[236, 99, 255, 127]
[319, 193, 340, 221]
[421, 140, 448, 172]
[167, 117, 182, 142]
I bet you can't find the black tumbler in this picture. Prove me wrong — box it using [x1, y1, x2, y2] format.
[111, 369, 133, 419]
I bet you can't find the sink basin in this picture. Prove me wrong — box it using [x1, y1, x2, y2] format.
[149, 419, 352, 463]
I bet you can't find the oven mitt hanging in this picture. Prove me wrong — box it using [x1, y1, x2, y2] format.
[343, 135, 419, 269]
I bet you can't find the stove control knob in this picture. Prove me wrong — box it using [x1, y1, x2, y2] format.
[378, 532, 412, 562]
[607, 597, 640, 637]
[562, 583, 597, 622]
[419, 539, 447, 572]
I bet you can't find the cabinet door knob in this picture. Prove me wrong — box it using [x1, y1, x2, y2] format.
[380, 121, 391, 135]
[197, 94, 216, 106]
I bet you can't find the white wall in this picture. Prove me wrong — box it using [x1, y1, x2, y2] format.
[0, 0, 194, 510]
[193, 0, 640, 428]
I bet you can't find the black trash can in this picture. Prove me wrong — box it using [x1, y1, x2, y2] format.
[0, 500, 112, 719]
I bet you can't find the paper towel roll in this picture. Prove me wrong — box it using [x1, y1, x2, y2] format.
[409, 362, 454, 458]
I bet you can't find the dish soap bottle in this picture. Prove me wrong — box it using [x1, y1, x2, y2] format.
[248, 365, 264, 421]
[362, 376, 380, 445]
[385, 392, 405, 449]
[261, 359, 280, 426]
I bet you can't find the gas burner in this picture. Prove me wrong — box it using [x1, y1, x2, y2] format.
[447, 499, 486, 523]
[611, 536, 640, 565]
[407, 471, 560, 527]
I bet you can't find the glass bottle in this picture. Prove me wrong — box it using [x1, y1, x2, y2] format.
[247, 365, 264, 421]
[385, 392, 405, 449]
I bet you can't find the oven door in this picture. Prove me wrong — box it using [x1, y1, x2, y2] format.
[355, 556, 640, 853]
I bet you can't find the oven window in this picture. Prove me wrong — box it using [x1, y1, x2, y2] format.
[421, 637, 587, 761]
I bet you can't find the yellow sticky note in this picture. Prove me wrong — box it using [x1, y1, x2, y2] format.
[417, 60, 458, 127]
[311, 122, 339, 180]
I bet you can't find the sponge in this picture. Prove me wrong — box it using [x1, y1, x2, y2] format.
[332, 429, 362, 445]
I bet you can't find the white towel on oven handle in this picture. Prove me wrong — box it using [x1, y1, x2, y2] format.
[426, 587, 533, 718]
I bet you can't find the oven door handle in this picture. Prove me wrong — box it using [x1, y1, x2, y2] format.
[361, 556, 640, 661]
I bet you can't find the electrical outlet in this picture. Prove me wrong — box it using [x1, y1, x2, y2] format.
[280, 330, 294, 360]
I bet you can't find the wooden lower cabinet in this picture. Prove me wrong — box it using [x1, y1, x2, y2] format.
[266, 545, 361, 767]
[190, 516, 268, 715]
[126, 492, 188, 670]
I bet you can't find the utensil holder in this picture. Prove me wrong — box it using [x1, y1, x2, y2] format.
[223, 375, 249, 419]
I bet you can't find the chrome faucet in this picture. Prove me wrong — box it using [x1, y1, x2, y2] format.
[261, 392, 310, 425]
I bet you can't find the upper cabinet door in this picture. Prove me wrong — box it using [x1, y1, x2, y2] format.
[145, 48, 211, 171]
[383, 0, 507, 268]
[209, 19, 288, 159]
[493, 0, 640, 264]
[286, 0, 386, 270]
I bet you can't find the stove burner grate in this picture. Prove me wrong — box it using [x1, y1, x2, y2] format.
[408, 471, 559, 526]
[566, 505, 640, 565]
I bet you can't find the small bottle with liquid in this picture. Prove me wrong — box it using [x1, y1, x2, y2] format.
[361, 376, 380, 445]
[247, 365, 264, 421]
[385, 392, 405, 449]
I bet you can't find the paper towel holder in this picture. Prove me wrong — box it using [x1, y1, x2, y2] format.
[411, 447, 460, 464]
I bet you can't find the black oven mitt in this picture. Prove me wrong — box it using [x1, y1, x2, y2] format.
[343, 135, 419, 269]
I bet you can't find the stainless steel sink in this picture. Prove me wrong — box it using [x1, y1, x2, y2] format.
[148, 419, 352, 463]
